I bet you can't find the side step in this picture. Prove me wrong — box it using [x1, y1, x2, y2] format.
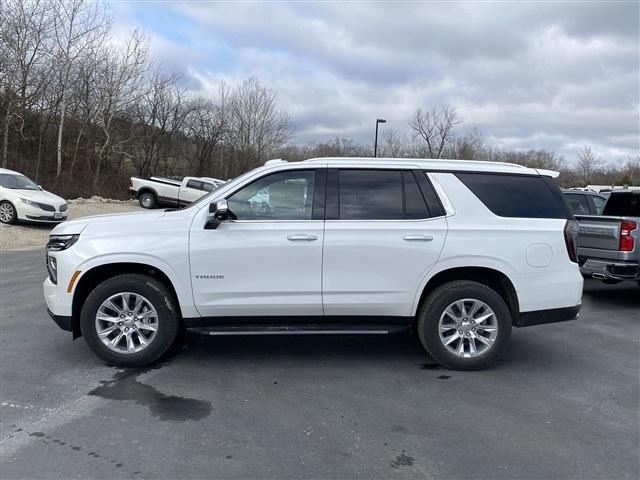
[188, 324, 410, 336]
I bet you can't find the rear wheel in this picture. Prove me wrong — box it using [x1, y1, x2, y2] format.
[80, 274, 179, 367]
[0, 201, 17, 224]
[417, 281, 512, 370]
[139, 192, 157, 209]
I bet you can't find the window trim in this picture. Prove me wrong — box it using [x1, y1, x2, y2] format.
[222, 168, 324, 223]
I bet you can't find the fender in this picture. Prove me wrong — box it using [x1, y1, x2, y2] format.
[410, 255, 518, 316]
[71, 252, 198, 318]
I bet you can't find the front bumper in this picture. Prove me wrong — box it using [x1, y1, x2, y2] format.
[514, 305, 581, 328]
[47, 309, 72, 331]
[580, 258, 639, 282]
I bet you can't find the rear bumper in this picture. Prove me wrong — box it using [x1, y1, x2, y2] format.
[580, 258, 639, 281]
[514, 305, 581, 328]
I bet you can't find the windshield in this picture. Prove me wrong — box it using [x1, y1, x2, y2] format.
[0, 173, 40, 190]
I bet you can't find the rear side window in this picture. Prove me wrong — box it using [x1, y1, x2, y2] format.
[339, 170, 404, 220]
[603, 194, 640, 216]
[456, 173, 570, 219]
[564, 194, 591, 215]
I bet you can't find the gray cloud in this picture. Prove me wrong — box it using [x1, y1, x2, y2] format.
[113, 1, 639, 163]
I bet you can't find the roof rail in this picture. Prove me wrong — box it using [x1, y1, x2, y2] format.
[264, 159, 287, 166]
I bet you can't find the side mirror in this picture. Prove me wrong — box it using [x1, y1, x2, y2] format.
[205, 199, 233, 229]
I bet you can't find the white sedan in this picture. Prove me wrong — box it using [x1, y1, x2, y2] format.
[0, 168, 68, 224]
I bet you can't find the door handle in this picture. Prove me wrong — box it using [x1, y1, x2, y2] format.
[403, 235, 434, 242]
[287, 234, 318, 241]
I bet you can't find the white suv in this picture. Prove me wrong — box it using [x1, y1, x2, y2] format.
[43, 158, 583, 370]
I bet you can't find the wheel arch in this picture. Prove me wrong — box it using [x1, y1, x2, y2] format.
[413, 266, 520, 323]
[70, 262, 183, 339]
[137, 187, 158, 198]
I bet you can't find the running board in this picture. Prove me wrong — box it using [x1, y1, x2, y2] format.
[188, 324, 410, 336]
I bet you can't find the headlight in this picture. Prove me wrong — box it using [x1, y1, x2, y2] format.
[46, 255, 57, 284]
[21, 198, 38, 207]
[46, 234, 80, 252]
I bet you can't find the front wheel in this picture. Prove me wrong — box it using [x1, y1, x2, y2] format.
[0, 201, 17, 224]
[417, 281, 512, 370]
[80, 274, 179, 367]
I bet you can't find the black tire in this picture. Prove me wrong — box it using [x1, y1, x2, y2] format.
[139, 192, 157, 209]
[80, 274, 179, 367]
[0, 200, 18, 224]
[417, 280, 512, 370]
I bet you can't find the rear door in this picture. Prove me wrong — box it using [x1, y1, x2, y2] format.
[322, 168, 447, 316]
[179, 179, 208, 205]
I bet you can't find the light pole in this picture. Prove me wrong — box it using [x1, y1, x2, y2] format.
[374, 118, 386, 158]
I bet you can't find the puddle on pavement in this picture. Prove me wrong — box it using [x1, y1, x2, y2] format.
[89, 366, 212, 422]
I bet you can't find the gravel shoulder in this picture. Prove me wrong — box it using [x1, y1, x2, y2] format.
[0, 198, 141, 251]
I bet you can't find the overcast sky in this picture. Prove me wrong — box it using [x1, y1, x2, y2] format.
[112, 1, 639, 164]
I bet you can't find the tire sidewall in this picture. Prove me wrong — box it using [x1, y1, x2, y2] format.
[139, 193, 156, 209]
[0, 201, 17, 224]
[80, 276, 178, 367]
[419, 282, 512, 370]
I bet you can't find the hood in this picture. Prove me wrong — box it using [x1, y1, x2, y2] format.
[15, 188, 66, 206]
[51, 209, 169, 235]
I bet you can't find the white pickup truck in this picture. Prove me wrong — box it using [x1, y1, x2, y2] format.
[129, 176, 225, 209]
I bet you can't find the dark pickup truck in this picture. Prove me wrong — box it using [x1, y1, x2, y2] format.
[575, 191, 639, 287]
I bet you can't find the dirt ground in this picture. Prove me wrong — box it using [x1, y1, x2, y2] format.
[0, 198, 141, 251]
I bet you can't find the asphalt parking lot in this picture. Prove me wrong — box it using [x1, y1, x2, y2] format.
[0, 249, 638, 479]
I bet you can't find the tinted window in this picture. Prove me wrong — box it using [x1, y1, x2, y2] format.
[456, 173, 569, 219]
[590, 195, 607, 215]
[602, 193, 640, 216]
[564, 194, 591, 215]
[403, 171, 430, 219]
[339, 170, 403, 220]
[228, 170, 315, 220]
[186, 179, 204, 190]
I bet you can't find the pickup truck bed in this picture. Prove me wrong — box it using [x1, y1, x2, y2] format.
[574, 191, 639, 286]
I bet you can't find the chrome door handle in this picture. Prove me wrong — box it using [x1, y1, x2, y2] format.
[287, 234, 318, 241]
[403, 235, 434, 242]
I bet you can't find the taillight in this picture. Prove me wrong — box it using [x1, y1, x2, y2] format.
[619, 221, 637, 252]
[128, 178, 133, 188]
[564, 219, 579, 263]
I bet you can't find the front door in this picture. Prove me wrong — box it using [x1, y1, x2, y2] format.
[189, 168, 325, 317]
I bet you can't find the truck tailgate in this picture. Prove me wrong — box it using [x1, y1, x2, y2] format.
[575, 215, 623, 260]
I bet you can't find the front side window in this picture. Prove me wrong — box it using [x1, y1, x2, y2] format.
[186, 179, 204, 191]
[227, 170, 315, 220]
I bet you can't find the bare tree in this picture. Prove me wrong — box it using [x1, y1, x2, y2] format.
[577, 145, 601, 186]
[92, 30, 149, 189]
[225, 77, 293, 176]
[186, 98, 224, 176]
[52, 0, 110, 178]
[409, 104, 461, 159]
[0, 0, 54, 167]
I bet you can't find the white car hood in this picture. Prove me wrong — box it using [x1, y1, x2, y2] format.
[14, 188, 66, 206]
[51, 210, 168, 235]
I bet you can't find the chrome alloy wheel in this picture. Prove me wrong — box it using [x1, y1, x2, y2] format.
[438, 298, 498, 358]
[95, 292, 159, 354]
[0, 203, 14, 223]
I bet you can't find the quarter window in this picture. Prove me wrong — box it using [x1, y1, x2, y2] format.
[564, 194, 590, 215]
[227, 170, 315, 220]
[456, 173, 570, 219]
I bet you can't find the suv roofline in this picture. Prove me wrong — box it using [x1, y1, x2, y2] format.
[298, 157, 556, 177]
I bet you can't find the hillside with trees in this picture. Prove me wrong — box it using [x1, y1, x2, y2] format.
[1, 0, 638, 199]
